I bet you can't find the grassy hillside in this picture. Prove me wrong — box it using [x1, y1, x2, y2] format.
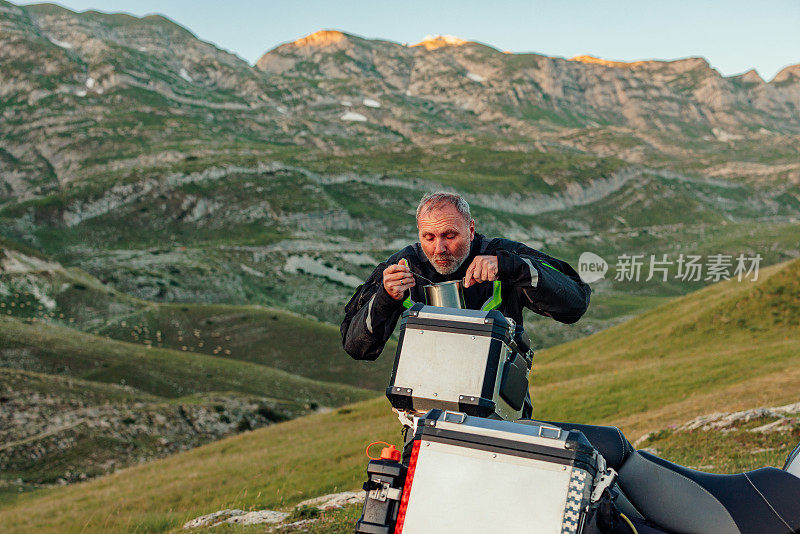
[1, 258, 798, 532]
[93, 303, 395, 391]
[533, 258, 800, 437]
[0, 315, 370, 404]
[2, 237, 394, 389]
[0, 368, 297, 504]
[0, 312, 374, 500]
[1, 236, 397, 499]
[637, 405, 800, 474]
[0, 397, 397, 532]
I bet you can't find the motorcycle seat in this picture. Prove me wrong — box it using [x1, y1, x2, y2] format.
[539, 420, 634, 471]
[619, 449, 800, 534]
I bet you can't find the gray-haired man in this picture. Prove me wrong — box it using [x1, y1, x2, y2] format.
[341, 192, 590, 361]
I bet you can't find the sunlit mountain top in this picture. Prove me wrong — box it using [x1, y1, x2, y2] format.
[289, 29, 348, 48]
[412, 34, 469, 50]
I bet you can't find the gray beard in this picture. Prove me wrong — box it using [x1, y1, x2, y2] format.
[428, 252, 469, 275]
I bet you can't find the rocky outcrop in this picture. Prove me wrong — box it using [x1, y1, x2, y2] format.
[182, 491, 363, 530]
[675, 402, 800, 433]
[0, 379, 291, 488]
[634, 402, 800, 447]
[0, 248, 61, 274]
[183, 509, 289, 529]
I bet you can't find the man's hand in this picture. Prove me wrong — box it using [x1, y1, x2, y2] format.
[383, 258, 415, 301]
[464, 255, 499, 288]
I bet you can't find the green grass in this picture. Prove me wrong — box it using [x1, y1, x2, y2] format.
[293, 145, 627, 195]
[0, 315, 370, 406]
[1, 259, 798, 532]
[533, 259, 800, 437]
[1, 239, 394, 389]
[0, 265, 143, 327]
[0, 368, 305, 502]
[94, 302, 396, 391]
[0, 367, 158, 404]
[0, 398, 399, 533]
[522, 292, 672, 350]
[638, 412, 800, 474]
[0, 295, 377, 497]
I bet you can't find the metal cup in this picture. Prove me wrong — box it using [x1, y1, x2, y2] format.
[423, 280, 466, 309]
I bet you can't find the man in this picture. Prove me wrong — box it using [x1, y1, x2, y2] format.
[341, 192, 590, 361]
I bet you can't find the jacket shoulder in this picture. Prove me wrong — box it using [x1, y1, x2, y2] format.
[483, 237, 537, 255]
[384, 244, 423, 265]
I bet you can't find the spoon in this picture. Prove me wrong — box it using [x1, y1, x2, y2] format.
[410, 271, 435, 285]
[411, 271, 473, 287]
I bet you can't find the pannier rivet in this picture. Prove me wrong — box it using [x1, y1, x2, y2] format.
[562, 466, 567, 471]
[492, 454, 497, 458]
[470, 397, 475, 401]
[471, 336, 475, 340]
[433, 392, 438, 397]
[419, 330, 424, 334]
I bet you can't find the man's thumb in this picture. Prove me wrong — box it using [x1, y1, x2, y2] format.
[399, 258, 408, 268]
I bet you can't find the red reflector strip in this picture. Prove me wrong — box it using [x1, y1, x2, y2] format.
[394, 439, 421, 534]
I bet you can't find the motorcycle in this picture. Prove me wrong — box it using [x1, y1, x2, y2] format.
[355, 299, 800, 534]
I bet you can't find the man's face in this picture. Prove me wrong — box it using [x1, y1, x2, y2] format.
[417, 204, 475, 275]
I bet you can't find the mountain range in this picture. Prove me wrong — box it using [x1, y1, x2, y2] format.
[2, 0, 799, 203]
[2, 0, 799, 342]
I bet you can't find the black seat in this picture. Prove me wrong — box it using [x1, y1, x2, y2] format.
[620, 450, 800, 534]
[541, 422, 800, 533]
[542, 421, 634, 471]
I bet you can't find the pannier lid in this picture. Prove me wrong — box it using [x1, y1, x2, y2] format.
[411, 305, 507, 325]
[412, 410, 598, 476]
[400, 305, 512, 343]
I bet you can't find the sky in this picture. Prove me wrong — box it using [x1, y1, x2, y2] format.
[16, 0, 800, 81]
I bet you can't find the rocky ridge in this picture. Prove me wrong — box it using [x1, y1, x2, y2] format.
[2, 2, 799, 205]
[257, 30, 800, 133]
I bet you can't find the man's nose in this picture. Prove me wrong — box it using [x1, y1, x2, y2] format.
[434, 239, 447, 254]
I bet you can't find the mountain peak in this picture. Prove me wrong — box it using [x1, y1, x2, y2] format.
[732, 69, 764, 84]
[772, 64, 800, 84]
[412, 34, 468, 51]
[290, 30, 348, 48]
[569, 55, 643, 68]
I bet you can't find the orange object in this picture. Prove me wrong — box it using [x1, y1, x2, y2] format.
[366, 441, 401, 462]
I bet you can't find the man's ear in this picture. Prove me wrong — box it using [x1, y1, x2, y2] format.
[469, 219, 475, 240]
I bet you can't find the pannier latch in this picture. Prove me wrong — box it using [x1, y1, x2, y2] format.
[369, 481, 402, 503]
[590, 468, 618, 503]
[443, 410, 467, 424]
[537, 425, 562, 439]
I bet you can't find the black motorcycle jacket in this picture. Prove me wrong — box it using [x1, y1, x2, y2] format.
[341, 234, 591, 361]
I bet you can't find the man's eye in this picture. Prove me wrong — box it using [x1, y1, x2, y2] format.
[445, 233, 456, 239]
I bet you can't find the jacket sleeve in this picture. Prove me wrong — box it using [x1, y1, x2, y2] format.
[494, 245, 591, 324]
[340, 262, 407, 361]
